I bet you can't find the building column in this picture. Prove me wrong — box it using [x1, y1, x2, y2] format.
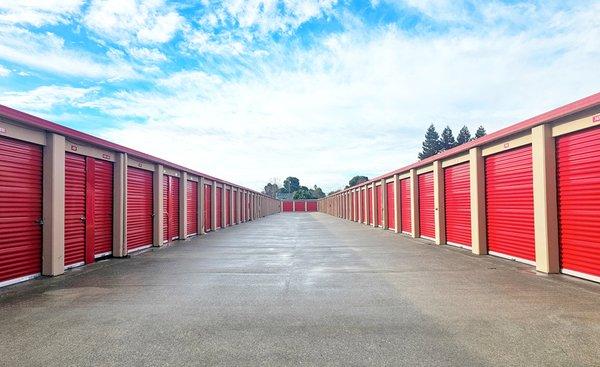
[113, 152, 126, 257]
[221, 185, 227, 227]
[532, 124, 560, 273]
[153, 164, 164, 246]
[211, 181, 217, 231]
[410, 168, 419, 238]
[382, 179, 388, 229]
[42, 133, 65, 276]
[469, 147, 487, 255]
[199, 177, 205, 234]
[433, 161, 446, 245]
[179, 171, 187, 239]
[393, 174, 401, 234]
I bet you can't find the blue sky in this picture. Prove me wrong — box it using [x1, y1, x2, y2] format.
[0, 0, 598, 192]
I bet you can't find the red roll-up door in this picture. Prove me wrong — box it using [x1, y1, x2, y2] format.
[444, 163, 471, 247]
[376, 185, 383, 226]
[93, 159, 113, 257]
[0, 137, 42, 285]
[307, 201, 317, 212]
[216, 187, 223, 228]
[204, 184, 212, 232]
[163, 176, 169, 242]
[234, 191, 238, 224]
[360, 190, 365, 222]
[418, 172, 434, 239]
[401, 178, 411, 233]
[65, 153, 86, 266]
[226, 189, 231, 226]
[367, 187, 373, 225]
[126, 167, 153, 251]
[485, 145, 534, 262]
[294, 201, 306, 212]
[187, 180, 198, 236]
[282, 201, 293, 212]
[557, 127, 600, 279]
[386, 182, 395, 230]
[163, 175, 180, 241]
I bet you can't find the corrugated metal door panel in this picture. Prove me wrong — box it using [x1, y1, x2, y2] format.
[65, 153, 86, 266]
[444, 163, 471, 246]
[361, 190, 365, 222]
[485, 145, 535, 261]
[93, 159, 113, 256]
[306, 201, 317, 212]
[282, 201, 293, 212]
[367, 188, 373, 224]
[294, 201, 306, 212]
[0, 137, 42, 283]
[126, 167, 153, 250]
[401, 178, 411, 233]
[204, 184, 212, 231]
[234, 191, 238, 224]
[418, 172, 435, 238]
[376, 186, 383, 226]
[216, 187, 223, 228]
[187, 180, 198, 236]
[226, 189, 231, 226]
[170, 176, 180, 240]
[386, 182, 395, 230]
[162, 175, 169, 242]
[557, 126, 600, 278]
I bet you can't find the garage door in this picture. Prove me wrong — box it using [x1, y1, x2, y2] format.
[65, 154, 114, 267]
[204, 184, 212, 231]
[367, 187, 373, 225]
[226, 189, 231, 226]
[307, 201, 317, 212]
[418, 172, 435, 239]
[0, 137, 42, 285]
[376, 185, 383, 227]
[126, 167, 153, 251]
[216, 187, 223, 228]
[401, 178, 411, 233]
[234, 191, 238, 224]
[294, 201, 306, 212]
[187, 180, 198, 236]
[283, 201, 293, 212]
[361, 190, 365, 223]
[444, 162, 471, 247]
[386, 182, 395, 230]
[485, 145, 534, 263]
[557, 126, 600, 280]
[163, 175, 180, 242]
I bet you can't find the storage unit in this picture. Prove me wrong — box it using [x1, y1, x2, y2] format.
[126, 167, 153, 251]
[376, 185, 383, 227]
[64, 153, 114, 267]
[0, 137, 42, 285]
[485, 145, 534, 263]
[444, 163, 471, 247]
[556, 126, 600, 280]
[163, 175, 180, 242]
[216, 187, 223, 228]
[187, 180, 198, 236]
[282, 201, 293, 212]
[294, 201, 306, 212]
[400, 178, 411, 233]
[234, 191, 238, 224]
[367, 187, 373, 225]
[418, 172, 435, 239]
[386, 182, 395, 230]
[307, 201, 318, 212]
[360, 189, 365, 223]
[204, 184, 212, 231]
[226, 188, 231, 226]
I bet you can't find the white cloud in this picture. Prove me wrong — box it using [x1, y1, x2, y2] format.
[129, 47, 167, 63]
[0, 85, 98, 111]
[0, 64, 9, 76]
[0, 26, 138, 79]
[84, 0, 183, 45]
[0, 0, 83, 27]
[88, 2, 600, 191]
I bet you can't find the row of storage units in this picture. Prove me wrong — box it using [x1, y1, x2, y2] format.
[281, 200, 318, 212]
[0, 105, 280, 287]
[319, 92, 600, 284]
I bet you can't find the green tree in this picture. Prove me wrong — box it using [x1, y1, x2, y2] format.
[347, 175, 368, 188]
[282, 177, 300, 193]
[418, 124, 442, 160]
[475, 126, 486, 138]
[309, 185, 326, 199]
[263, 182, 279, 198]
[293, 186, 313, 199]
[439, 126, 457, 150]
[456, 126, 472, 145]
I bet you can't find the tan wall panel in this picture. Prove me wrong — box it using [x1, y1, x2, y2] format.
[0, 119, 46, 145]
[482, 131, 532, 156]
[65, 140, 116, 162]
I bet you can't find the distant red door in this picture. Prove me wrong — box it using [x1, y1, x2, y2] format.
[294, 201, 306, 212]
[444, 163, 471, 247]
[306, 201, 317, 212]
[127, 167, 153, 251]
[163, 175, 180, 242]
[367, 187, 373, 225]
[418, 172, 434, 239]
[386, 182, 395, 230]
[216, 187, 223, 228]
[65, 153, 86, 266]
[226, 189, 231, 226]
[376, 185, 383, 226]
[204, 184, 212, 231]
[234, 191, 238, 224]
[187, 180, 198, 236]
[400, 178, 411, 233]
[283, 201, 293, 212]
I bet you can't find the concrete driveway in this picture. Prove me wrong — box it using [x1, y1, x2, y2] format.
[1, 213, 600, 366]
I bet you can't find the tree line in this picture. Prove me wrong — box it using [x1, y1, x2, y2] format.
[263, 177, 326, 199]
[419, 124, 486, 160]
